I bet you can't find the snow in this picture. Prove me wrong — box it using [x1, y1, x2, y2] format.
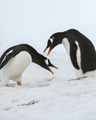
[0, 51, 96, 120]
[1, 1, 96, 119]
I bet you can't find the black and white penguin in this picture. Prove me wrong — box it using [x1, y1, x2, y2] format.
[44, 29, 96, 80]
[0, 44, 57, 86]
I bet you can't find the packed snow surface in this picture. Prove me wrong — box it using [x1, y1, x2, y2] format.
[0, 51, 96, 120]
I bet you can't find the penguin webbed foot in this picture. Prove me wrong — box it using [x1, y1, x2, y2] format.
[5, 82, 22, 87]
[5, 84, 10, 87]
[69, 76, 87, 81]
[5, 84, 15, 87]
[17, 81, 22, 86]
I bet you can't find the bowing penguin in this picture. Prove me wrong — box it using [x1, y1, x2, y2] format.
[0, 44, 57, 86]
[44, 29, 96, 80]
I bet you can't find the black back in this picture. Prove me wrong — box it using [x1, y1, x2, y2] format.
[0, 44, 46, 69]
[64, 29, 96, 73]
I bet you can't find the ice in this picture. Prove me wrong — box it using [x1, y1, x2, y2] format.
[0, 51, 96, 120]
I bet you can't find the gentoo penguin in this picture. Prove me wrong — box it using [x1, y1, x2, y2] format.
[44, 29, 96, 80]
[0, 44, 57, 86]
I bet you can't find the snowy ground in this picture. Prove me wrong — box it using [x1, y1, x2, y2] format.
[0, 51, 96, 120]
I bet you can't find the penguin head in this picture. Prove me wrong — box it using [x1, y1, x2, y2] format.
[44, 58, 58, 74]
[44, 32, 63, 55]
[33, 54, 58, 74]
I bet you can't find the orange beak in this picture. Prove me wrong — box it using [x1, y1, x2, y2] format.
[44, 46, 52, 56]
[47, 46, 52, 56]
[52, 66, 58, 69]
[43, 47, 48, 53]
[48, 67, 54, 74]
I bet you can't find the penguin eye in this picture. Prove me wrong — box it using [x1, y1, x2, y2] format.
[45, 59, 49, 65]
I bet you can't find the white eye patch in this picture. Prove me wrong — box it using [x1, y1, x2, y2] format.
[49, 37, 54, 43]
[45, 59, 49, 65]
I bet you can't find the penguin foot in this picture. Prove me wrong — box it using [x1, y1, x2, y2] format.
[5, 84, 15, 87]
[5, 84, 10, 87]
[17, 82, 22, 86]
[68, 78, 80, 81]
[69, 76, 87, 81]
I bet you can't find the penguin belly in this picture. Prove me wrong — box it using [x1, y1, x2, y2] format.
[1, 51, 32, 85]
[74, 41, 83, 78]
[62, 38, 70, 55]
[62, 39, 84, 78]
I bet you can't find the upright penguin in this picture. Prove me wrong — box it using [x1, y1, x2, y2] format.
[0, 44, 57, 86]
[44, 29, 96, 80]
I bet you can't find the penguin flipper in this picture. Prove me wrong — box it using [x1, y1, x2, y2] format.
[70, 42, 80, 70]
[0, 49, 19, 69]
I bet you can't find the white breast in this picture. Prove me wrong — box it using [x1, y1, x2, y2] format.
[62, 38, 70, 55]
[1, 51, 32, 84]
[75, 41, 81, 67]
[62, 39, 83, 78]
[74, 41, 82, 77]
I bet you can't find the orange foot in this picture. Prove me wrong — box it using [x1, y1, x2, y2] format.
[5, 84, 10, 87]
[69, 76, 87, 81]
[17, 82, 22, 86]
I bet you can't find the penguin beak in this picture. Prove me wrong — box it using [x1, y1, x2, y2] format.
[47, 61, 58, 74]
[48, 67, 54, 74]
[47, 46, 52, 56]
[48, 66, 58, 74]
[43, 40, 52, 55]
[44, 46, 52, 56]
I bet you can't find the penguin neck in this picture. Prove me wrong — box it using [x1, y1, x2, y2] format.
[30, 50, 38, 63]
[24, 44, 39, 63]
[31, 51, 43, 65]
[53, 33, 66, 47]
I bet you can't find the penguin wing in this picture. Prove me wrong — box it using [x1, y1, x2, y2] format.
[0, 49, 20, 69]
[70, 42, 80, 70]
